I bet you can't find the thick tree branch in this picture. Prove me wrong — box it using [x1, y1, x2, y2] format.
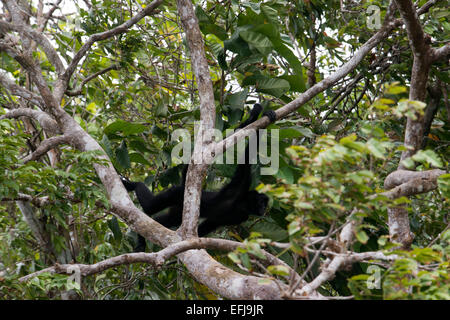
[16, 200, 56, 260]
[176, 0, 216, 238]
[1, 193, 50, 208]
[0, 20, 65, 75]
[0, 41, 60, 113]
[382, 0, 447, 248]
[394, 0, 443, 162]
[430, 43, 450, 62]
[18, 237, 298, 285]
[384, 169, 446, 190]
[299, 250, 399, 296]
[383, 169, 445, 247]
[382, 174, 444, 199]
[395, 0, 431, 59]
[0, 108, 60, 133]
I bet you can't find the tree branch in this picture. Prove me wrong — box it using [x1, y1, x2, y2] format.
[430, 43, 450, 62]
[65, 65, 119, 96]
[0, 71, 45, 108]
[0, 108, 60, 133]
[384, 169, 446, 190]
[18, 237, 297, 283]
[22, 134, 71, 163]
[1, 192, 50, 207]
[177, 0, 216, 238]
[298, 250, 399, 296]
[59, 0, 163, 89]
[0, 20, 65, 75]
[208, 1, 401, 160]
[395, 0, 431, 59]
[0, 41, 60, 112]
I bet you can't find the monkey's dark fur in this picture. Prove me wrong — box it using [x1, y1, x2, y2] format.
[121, 104, 276, 251]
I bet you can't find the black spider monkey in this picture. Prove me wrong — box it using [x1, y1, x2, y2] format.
[121, 103, 276, 251]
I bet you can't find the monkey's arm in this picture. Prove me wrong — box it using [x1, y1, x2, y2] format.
[121, 177, 184, 215]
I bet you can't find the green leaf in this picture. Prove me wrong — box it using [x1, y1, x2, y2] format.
[279, 126, 314, 139]
[411, 150, 443, 168]
[107, 216, 122, 241]
[251, 221, 288, 241]
[224, 30, 252, 56]
[384, 82, 407, 95]
[260, 5, 278, 25]
[129, 152, 151, 166]
[241, 74, 291, 97]
[253, 23, 304, 76]
[267, 265, 290, 276]
[437, 174, 450, 198]
[116, 141, 131, 169]
[276, 166, 294, 184]
[227, 89, 248, 109]
[104, 120, 147, 136]
[239, 30, 273, 55]
[366, 138, 386, 159]
[201, 23, 228, 40]
[228, 252, 241, 264]
[278, 74, 306, 93]
[100, 134, 114, 160]
[195, 5, 212, 24]
[256, 77, 290, 97]
[356, 230, 369, 244]
[241, 252, 252, 269]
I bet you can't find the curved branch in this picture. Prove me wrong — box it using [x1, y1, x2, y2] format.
[0, 71, 45, 108]
[18, 237, 299, 284]
[60, 0, 163, 85]
[0, 108, 60, 133]
[384, 169, 446, 189]
[0, 41, 60, 112]
[299, 251, 399, 295]
[0, 20, 65, 74]
[22, 134, 71, 163]
[382, 176, 443, 199]
[65, 65, 119, 96]
[431, 43, 450, 62]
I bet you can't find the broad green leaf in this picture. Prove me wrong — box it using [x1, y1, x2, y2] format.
[256, 77, 290, 97]
[356, 230, 369, 244]
[100, 134, 114, 160]
[129, 152, 151, 166]
[251, 221, 288, 241]
[366, 138, 386, 159]
[412, 150, 443, 168]
[116, 141, 131, 169]
[107, 216, 122, 241]
[239, 30, 273, 55]
[104, 120, 147, 136]
[267, 265, 290, 276]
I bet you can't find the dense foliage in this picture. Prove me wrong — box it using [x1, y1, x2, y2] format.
[0, 0, 448, 299]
